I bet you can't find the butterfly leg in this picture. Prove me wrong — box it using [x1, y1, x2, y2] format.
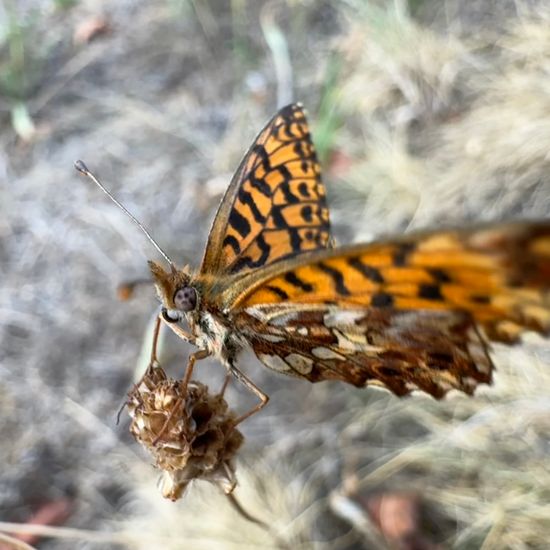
[218, 372, 231, 398]
[229, 364, 269, 426]
[181, 348, 210, 393]
[149, 313, 163, 364]
[151, 348, 210, 446]
[117, 313, 164, 424]
[130, 313, 164, 392]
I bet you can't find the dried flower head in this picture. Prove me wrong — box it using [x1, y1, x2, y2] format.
[127, 363, 244, 500]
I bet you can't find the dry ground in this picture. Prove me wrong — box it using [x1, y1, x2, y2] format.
[1, 1, 550, 548]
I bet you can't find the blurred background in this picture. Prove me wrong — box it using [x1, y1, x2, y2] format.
[1, 0, 550, 548]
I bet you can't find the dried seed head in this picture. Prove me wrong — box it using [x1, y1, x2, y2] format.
[127, 364, 244, 500]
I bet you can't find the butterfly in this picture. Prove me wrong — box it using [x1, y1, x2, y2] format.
[77, 103, 550, 421]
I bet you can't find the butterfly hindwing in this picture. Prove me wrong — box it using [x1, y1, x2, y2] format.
[200, 104, 331, 276]
[236, 305, 492, 398]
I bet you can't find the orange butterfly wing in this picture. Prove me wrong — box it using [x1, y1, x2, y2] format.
[221, 222, 550, 397]
[199, 104, 331, 275]
[229, 222, 550, 341]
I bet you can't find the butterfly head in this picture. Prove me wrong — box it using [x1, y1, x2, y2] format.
[148, 260, 200, 321]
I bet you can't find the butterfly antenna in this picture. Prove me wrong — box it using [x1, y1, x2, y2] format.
[74, 160, 176, 272]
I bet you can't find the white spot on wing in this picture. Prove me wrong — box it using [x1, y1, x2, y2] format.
[246, 307, 270, 322]
[312, 347, 344, 360]
[258, 353, 290, 372]
[323, 310, 365, 327]
[285, 353, 313, 374]
[259, 333, 285, 343]
[469, 350, 491, 374]
[269, 312, 300, 326]
[434, 379, 454, 392]
[245, 305, 301, 325]
[332, 328, 383, 353]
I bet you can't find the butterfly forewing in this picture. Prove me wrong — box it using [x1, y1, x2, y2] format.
[200, 104, 332, 276]
[227, 222, 550, 342]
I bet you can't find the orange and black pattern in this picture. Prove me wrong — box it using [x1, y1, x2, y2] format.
[200, 104, 331, 276]
[232, 222, 550, 344]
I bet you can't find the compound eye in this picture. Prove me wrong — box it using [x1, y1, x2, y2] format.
[162, 308, 180, 323]
[174, 286, 197, 312]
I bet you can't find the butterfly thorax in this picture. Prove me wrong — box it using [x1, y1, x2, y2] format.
[148, 260, 243, 366]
